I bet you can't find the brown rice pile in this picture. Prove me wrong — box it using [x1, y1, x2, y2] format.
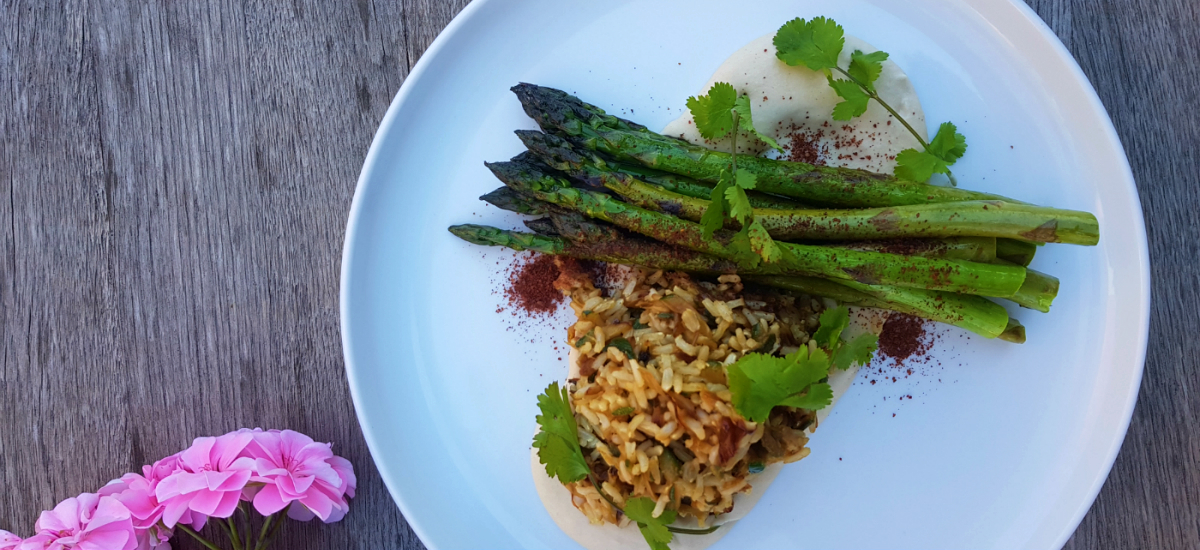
[557, 266, 826, 528]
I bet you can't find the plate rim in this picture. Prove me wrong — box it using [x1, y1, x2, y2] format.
[340, 1, 1152, 548]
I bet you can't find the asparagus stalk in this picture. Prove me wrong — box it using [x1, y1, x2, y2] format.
[512, 83, 1025, 208]
[449, 224, 1022, 342]
[837, 238, 996, 263]
[483, 185, 998, 263]
[1002, 266, 1060, 313]
[749, 275, 1020, 342]
[996, 238, 1039, 266]
[486, 158, 1028, 298]
[606, 159, 806, 210]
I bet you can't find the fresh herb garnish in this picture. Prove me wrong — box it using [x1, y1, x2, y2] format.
[611, 406, 636, 417]
[606, 337, 636, 359]
[574, 328, 594, 348]
[727, 307, 877, 422]
[811, 307, 881, 370]
[658, 313, 675, 319]
[773, 17, 968, 185]
[748, 461, 765, 474]
[623, 497, 677, 550]
[688, 85, 785, 264]
[532, 382, 590, 483]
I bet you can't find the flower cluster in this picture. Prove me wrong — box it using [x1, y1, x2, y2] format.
[1, 429, 355, 550]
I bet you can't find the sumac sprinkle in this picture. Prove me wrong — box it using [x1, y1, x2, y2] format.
[505, 253, 563, 314]
[878, 313, 930, 361]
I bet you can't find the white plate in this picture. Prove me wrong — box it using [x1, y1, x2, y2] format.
[340, 1, 1150, 548]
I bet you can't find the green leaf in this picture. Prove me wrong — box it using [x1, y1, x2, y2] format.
[774, 16, 845, 71]
[734, 170, 757, 190]
[847, 50, 889, 92]
[780, 382, 834, 410]
[605, 337, 636, 359]
[611, 406, 635, 417]
[686, 82, 738, 140]
[532, 382, 590, 483]
[812, 307, 850, 350]
[894, 148, 948, 182]
[623, 497, 676, 550]
[927, 122, 968, 164]
[828, 79, 870, 120]
[699, 169, 734, 239]
[732, 96, 783, 152]
[574, 328, 594, 348]
[727, 347, 833, 422]
[729, 225, 762, 268]
[832, 333, 879, 370]
[746, 219, 783, 264]
[725, 185, 754, 225]
[658, 313, 675, 319]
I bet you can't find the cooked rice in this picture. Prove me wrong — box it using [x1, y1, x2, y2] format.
[557, 267, 825, 527]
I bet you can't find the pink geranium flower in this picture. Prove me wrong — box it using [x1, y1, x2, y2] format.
[243, 430, 351, 522]
[17, 494, 137, 550]
[155, 432, 255, 528]
[0, 530, 21, 550]
[101, 454, 203, 533]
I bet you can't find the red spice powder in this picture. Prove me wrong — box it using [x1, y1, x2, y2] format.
[505, 253, 564, 314]
[786, 129, 827, 165]
[878, 313, 931, 361]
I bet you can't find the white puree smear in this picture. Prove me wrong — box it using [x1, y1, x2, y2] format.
[663, 33, 927, 174]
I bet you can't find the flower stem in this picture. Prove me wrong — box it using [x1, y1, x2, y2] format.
[253, 513, 279, 550]
[833, 66, 930, 150]
[225, 518, 244, 550]
[176, 524, 224, 550]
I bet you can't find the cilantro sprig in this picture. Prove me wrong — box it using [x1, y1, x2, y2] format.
[687, 84, 785, 265]
[773, 17, 968, 185]
[727, 307, 877, 423]
[533, 381, 590, 483]
[533, 383, 718, 550]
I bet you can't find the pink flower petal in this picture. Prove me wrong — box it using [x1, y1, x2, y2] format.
[251, 484, 289, 516]
[184, 490, 225, 517]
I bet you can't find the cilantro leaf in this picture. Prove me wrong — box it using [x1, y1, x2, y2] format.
[746, 219, 783, 264]
[832, 333, 879, 370]
[686, 82, 738, 140]
[532, 382, 590, 484]
[774, 16, 845, 72]
[728, 225, 762, 268]
[780, 382, 833, 410]
[725, 185, 754, 225]
[894, 148, 948, 183]
[812, 307, 850, 350]
[606, 337, 636, 359]
[847, 50, 889, 92]
[623, 497, 676, 550]
[828, 78, 870, 120]
[732, 95, 783, 152]
[927, 122, 968, 164]
[734, 170, 757, 190]
[727, 347, 833, 422]
[699, 170, 734, 239]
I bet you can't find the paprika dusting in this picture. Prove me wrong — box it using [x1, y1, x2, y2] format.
[877, 313, 931, 361]
[504, 253, 564, 314]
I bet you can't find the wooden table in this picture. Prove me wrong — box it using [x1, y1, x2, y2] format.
[1, 1, 1195, 548]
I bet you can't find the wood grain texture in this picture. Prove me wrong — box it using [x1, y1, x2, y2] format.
[0, 0, 1194, 549]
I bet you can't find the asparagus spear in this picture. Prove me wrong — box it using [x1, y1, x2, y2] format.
[996, 238, 1039, 266]
[482, 185, 997, 263]
[606, 158, 806, 210]
[749, 276, 1021, 342]
[512, 83, 1024, 208]
[486, 157, 1028, 297]
[449, 224, 1022, 342]
[519, 129, 1099, 246]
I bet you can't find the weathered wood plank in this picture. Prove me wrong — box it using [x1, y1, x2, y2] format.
[1, 1, 1196, 549]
